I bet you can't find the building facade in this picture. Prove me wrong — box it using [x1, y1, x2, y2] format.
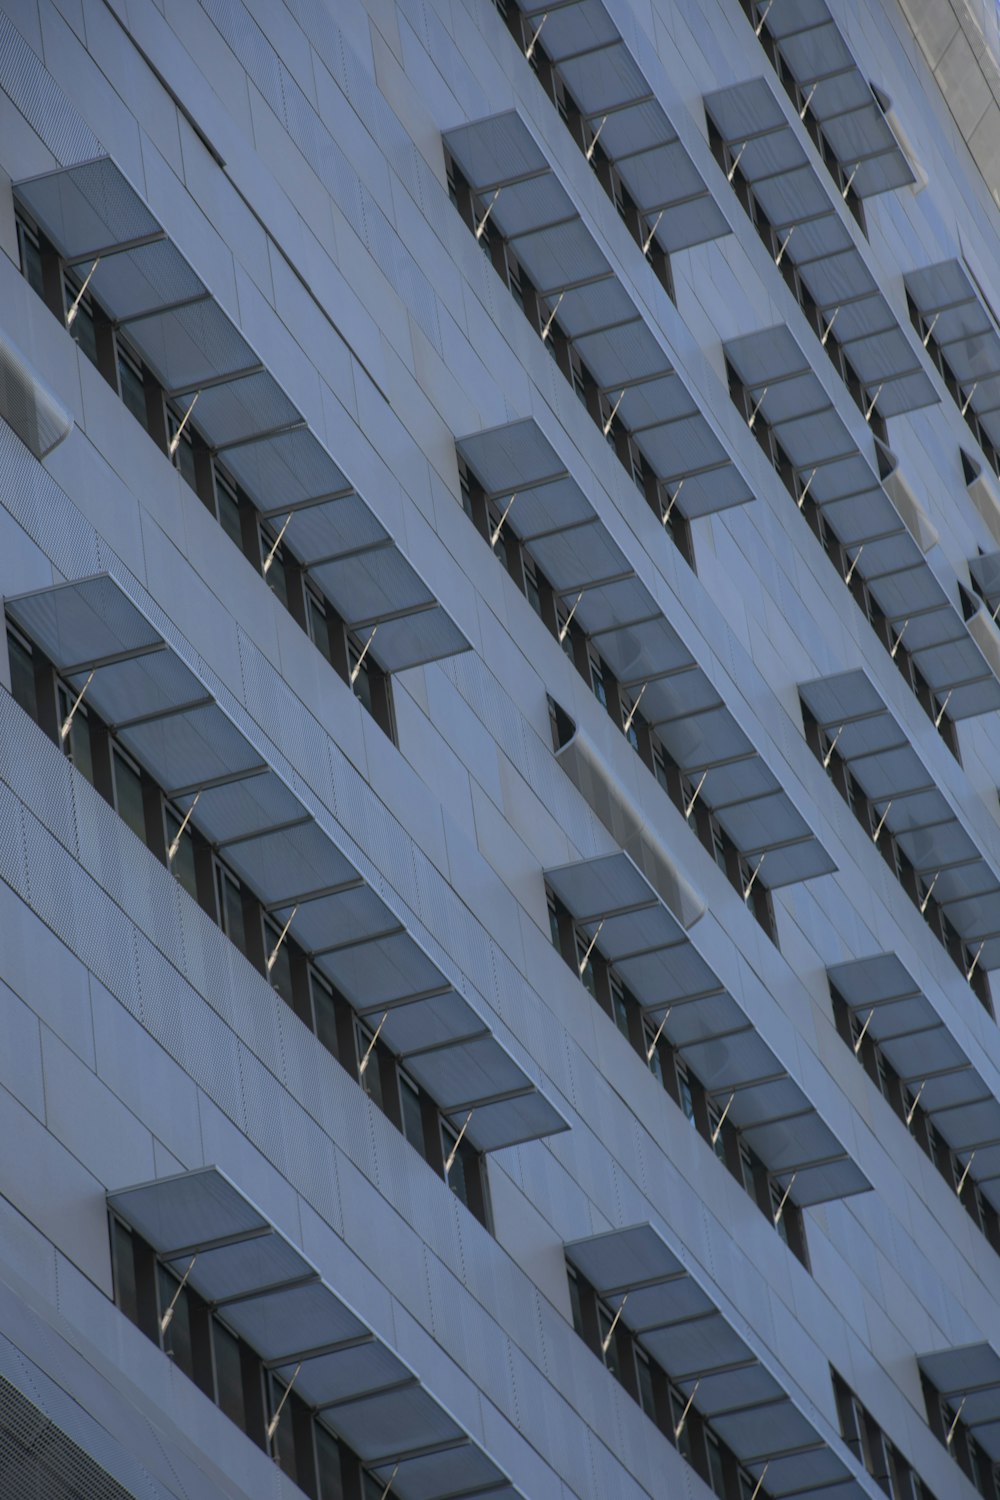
[1, 0, 1000, 1496]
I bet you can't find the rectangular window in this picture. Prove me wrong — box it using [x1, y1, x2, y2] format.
[675, 1061, 696, 1126]
[705, 1431, 727, 1498]
[770, 1181, 789, 1245]
[306, 589, 333, 664]
[113, 747, 147, 843]
[216, 866, 247, 956]
[315, 1422, 344, 1500]
[644, 1021, 664, 1086]
[598, 1304, 620, 1380]
[112, 1219, 139, 1327]
[567, 1267, 585, 1338]
[16, 214, 45, 298]
[57, 681, 95, 784]
[443, 1121, 469, 1207]
[635, 1348, 656, 1421]
[707, 1102, 727, 1162]
[260, 525, 290, 607]
[576, 931, 596, 998]
[310, 968, 339, 1060]
[356, 1020, 383, 1109]
[7, 629, 37, 720]
[523, 558, 543, 619]
[400, 1075, 425, 1155]
[611, 978, 630, 1041]
[166, 408, 197, 490]
[157, 1263, 195, 1380]
[164, 807, 198, 903]
[64, 273, 99, 369]
[212, 1320, 246, 1430]
[348, 639, 374, 715]
[214, 466, 244, 549]
[117, 340, 149, 429]
[739, 1142, 756, 1198]
[263, 915, 293, 1004]
[670, 1387, 692, 1461]
[589, 650, 607, 708]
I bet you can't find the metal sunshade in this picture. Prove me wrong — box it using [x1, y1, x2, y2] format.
[107, 1169, 521, 1498]
[458, 417, 835, 888]
[801, 668, 1000, 970]
[494, 1, 729, 251]
[828, 953, 1000, 1210]
[444, 112, 751, 520]
[704, 77, 936, 421]
[13, 158, 469, 675]
[545, 852, 868, 1204]
[4, 574, 567, 1154]
[918, 1345, 1000, 1461]
[565, 1225, 868, 1495]
[905, 260, 1000, 452]
[727, 326, 1000, 721]
[754, 0, 915, 199]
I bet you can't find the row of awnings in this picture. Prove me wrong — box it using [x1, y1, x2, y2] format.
[4, 573, 567, 1155]
[567, 1224, 871, 1499]
[457, 414, 835, 888]
[443, 109, 752, 520]
[12, 158, 469, 676]
[545, 851, 869, 1208]
[704, 75, 937, 423]
[905, 259, 1000, 453]
[800, 667, 1000, 970]
[828, 952, 1000, 1210]
[499, 0, 730, 253]
[109, 1169, 522, 1499]
[749, 0, 915, 200]
[726, 324, 1000, 722]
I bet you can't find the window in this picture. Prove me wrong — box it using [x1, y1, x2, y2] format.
[669, 1387, 692, 1462]
[164, 805, 198, 903]
[260, 522, 290, 607]
[213, 464, 244, 549]
[635, 1348, 656, 1421]
[57, 680, 94, 784]
[166, 404, 197, 489]
[597, 1303, 620, 1380]
[400, 1074, 425, 1154]
[306, 587, 333, 664]
[216, 865, 247, 956]
[675, 1061, 696, 1126]
[113, 747, 146, 843]
[117, 339, 149, 429]
[443, 1119, 470, 1208]
[7, 628, 36, 720]
[16, 213, 45, 298]
[213, 1321, 246, 1429]
[356, 1019, 384, 1109]
[263, 915, 294, 1004]
[310, 967, 340, 1060]
[157, 1262, 195, 1381]
[707, 1100, 727, 1162]
[63, 270, 99, 369]
[706, 1431, 727, 1497]
[610, 976, 630, 1040]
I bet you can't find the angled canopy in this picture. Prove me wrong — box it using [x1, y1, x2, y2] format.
[458, 417, 834, 889]
[108, 1169, 522, 1498]
[753, 0, 915, 199]
[5, 574, 567, 1154]
[801, 668, 1000, 970]
[829, 953, 1000, 1211]
[566, 1225, 869, 1497]
[444, 111, 751, 520]
[919, 1344, 1000, 1461]
[705, 78, 936, 421]
[547, 852, 867, 1205]
[728, 326, 1000, 722]
[13, 158, 468, 675]
[494, 2, 729, 252]
[905, 260, 1000, 455]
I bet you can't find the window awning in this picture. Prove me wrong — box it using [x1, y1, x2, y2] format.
[904, 260, 1000, 451]
[12, 158, 468, 675]
[107, 1169, 522, 1497]
[918, 1345, 1000, 1461]
[5, 574, 567, 1154]
[705, 79, 936, 420]
[800, 668, 1000, 970]
[565, 1225, 868, 1497]
[502, 1, 729, 251]
[828, 952, 1000, 1211]
[728, 326, 1000, 722]
[753, 1, 915, 199]
[458, 416, 834, 888]
[443, 112, 751, 520]
[546, 852, 867, 1205]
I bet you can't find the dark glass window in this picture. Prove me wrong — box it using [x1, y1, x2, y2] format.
[444, 1122, 469, 1208]
[57, 681, 94, 785]
[315, 1422, 345, 1499]
[7, 630, 36, 720]
[118, 342, 148, 428]
[217, 866, 247, 956]
[16, 215, 44, 297]
[306, 590, 333, 664]
[311, 969, 340, 1060]
[64, 274, 99, 368]
[213, 1321, 246, 1429]
[264, 916, 294, 1004]
[164, 807, 198, 902]
[157, 1264, 195, 1380]
[112, 1219, 138, 1327]
[214, 467, 244, 549]
[400, 1075, 425, 1154]
[113, 748, 146, 842]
